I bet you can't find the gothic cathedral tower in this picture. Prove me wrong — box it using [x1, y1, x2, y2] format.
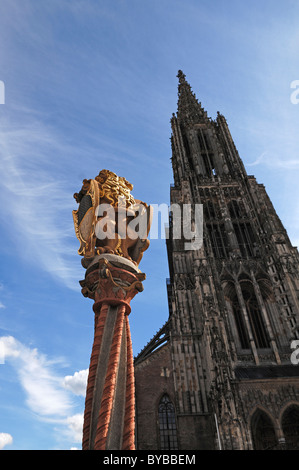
[134, 71, 299, 450]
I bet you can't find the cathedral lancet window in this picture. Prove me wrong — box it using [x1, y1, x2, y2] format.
[227, 281, 270, 350]
[206, 223, 229, 259]
[197, 128, 216, 176]
[282, 405, 299, 450]
[158, 395, 178, 450]
[251, 409, 278, 450]
[233, 222, 255, 257]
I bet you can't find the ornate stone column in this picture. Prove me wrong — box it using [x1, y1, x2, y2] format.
[80, 255, 145, 450]
[72, 169, 152, 450]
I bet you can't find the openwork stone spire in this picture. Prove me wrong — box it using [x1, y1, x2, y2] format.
[176, 70, 208, 124]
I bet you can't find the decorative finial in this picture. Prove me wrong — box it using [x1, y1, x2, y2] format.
[177, 70, 186, 83]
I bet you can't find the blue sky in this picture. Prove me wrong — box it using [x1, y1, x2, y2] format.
[0, 0, 298, 450]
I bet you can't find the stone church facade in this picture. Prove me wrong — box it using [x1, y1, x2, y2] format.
[134, 71, 299, 450]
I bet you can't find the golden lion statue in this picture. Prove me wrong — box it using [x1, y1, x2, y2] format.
[73, 170, 152, 267]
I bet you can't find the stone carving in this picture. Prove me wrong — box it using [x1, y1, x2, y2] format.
[175, 274, 195, 291]
[73, 169, 152, 266]
[79, 256, 146, 314]
[73, 172, 152, 451]
[241, 384, 299, 419]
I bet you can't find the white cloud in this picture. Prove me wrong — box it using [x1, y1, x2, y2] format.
[62, 369, 88, 396]
[0, 433, 13, 450]
[0, 335, 85, 446]
[65, 414, 84, 443]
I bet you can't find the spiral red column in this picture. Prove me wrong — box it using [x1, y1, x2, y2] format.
[122, 314, 136, 450]
[80, 256, 145, 450]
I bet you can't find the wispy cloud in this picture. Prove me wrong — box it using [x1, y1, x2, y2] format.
[247, 151, 299, 170]
[0, 111, 83, 291]
[0, 335, 85, 447]
[1, 336, 72, 416]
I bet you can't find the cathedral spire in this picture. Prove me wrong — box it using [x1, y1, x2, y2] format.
[176, 70, 208, 124]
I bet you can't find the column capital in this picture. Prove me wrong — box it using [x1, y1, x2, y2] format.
[80, 254, 146, 315]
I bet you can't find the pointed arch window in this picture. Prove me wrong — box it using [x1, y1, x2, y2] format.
[227, 282, 270, 350]
[198, 128, 216, 175]
[242, 285, 270, 349]
[233, 222, 255, 257]
[206, 223, 229, 258]
[232, 296, 250, 349]
[158, 394, 178, 450]
[282, 405, 299, 449]
[251, 409, 278, 450]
